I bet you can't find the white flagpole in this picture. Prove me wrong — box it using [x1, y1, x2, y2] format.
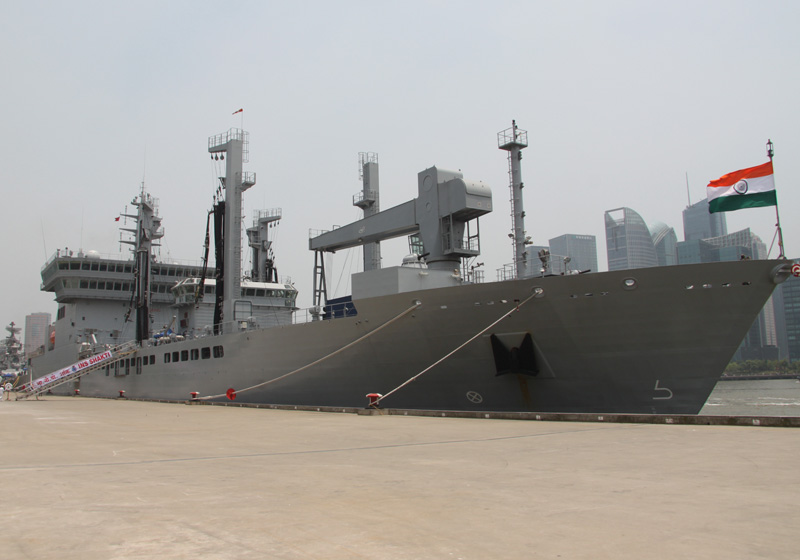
[767, 139, 786, 259]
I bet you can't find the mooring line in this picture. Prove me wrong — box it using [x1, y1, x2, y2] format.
[198, 301, 422, 400]
[374, 290, 539, 406]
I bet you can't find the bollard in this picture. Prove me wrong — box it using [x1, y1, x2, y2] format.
[74, 389, 80, 396]
[118, 390, 126, 398]
[190, 392, 199, 399]
[366, 393, 382, 408]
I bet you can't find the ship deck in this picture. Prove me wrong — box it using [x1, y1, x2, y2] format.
[2, 396, 798, 559]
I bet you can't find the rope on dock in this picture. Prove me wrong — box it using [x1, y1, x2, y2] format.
[197, 301, 422, 400]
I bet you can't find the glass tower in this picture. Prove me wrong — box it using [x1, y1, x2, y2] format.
[604, 207, 658, 271]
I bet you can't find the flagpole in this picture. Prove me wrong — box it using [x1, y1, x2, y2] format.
[767, 139, 786, 259]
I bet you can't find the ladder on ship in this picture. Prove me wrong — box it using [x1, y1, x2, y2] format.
[16, 341, 140, 400]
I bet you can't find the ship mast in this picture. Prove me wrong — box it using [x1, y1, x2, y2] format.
[208, 129, 256, 332]
[120, 185, 164, 343]
[498, 121, 529, 278]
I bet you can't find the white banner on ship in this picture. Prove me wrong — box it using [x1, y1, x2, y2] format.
[30, 350, 114, 390]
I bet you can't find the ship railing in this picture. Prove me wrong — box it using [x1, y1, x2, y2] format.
[41, 249, 209, 271]
[497, 253, 575, 281]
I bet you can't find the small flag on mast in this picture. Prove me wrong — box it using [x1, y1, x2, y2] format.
[706, 161, 776, 214]
[232, 108, 243, 115]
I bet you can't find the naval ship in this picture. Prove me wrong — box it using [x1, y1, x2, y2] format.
[26, 124, 792, 414]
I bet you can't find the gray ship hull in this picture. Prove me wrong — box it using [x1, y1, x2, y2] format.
[55, 259, 787, 414]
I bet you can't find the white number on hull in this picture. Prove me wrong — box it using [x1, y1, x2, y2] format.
[653, 380, 673, 400]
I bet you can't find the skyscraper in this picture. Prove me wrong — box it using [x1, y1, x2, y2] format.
[24, 312, 51, 359]
[683, 199, 727, 241]
[604, 207, 658, 271]
[774, 262, 800, 361]
[549, 234, 598, 273]
[649, 222, 678, 266]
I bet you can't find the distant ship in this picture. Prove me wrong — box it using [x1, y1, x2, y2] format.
[1, 322, 25, 382]
[27, 123, 792, 414]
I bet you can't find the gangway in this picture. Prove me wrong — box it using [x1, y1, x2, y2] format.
[16, 341, 139, 400]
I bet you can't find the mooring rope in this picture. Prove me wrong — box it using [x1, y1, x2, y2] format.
[374, 290, 539, 406]
[197, 301, 422, 400]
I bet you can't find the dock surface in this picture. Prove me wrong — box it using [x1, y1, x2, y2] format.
[1, 396, 798, 559]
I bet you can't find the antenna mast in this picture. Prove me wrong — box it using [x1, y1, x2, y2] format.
[498, 120, 529, 278]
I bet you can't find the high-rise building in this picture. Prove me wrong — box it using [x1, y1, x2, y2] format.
[604, 207, 658, 271]
[24, 312, 51, 359]
[549, 234, 598, 273]
[774, 260, 800, 361]
[649, 222, 678, 266]
[682, 199, 727, 241]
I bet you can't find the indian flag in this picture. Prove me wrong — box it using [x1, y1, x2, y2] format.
[707, 161, 776, 214]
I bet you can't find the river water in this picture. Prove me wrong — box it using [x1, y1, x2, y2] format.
[699, 378, 800, 417]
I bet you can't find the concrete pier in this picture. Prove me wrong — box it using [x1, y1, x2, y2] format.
[2, 396, 798, 559]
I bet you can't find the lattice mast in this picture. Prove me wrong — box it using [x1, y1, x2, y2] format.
[497, 120, 529, 278]
[119, 185, 164, 342]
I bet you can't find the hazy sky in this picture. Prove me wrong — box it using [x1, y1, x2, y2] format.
[3, 0, 799, 331]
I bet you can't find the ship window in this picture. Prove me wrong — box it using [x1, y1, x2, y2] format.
[105, 365, 110, 376]
[172, 351, 179, 362]
[80, 280, 89, 289]
[124, 266, 132, 274]
[168, 268, 175, 276]
[205, 286, 215, 294]
[70, 262, 80, 270]
[142, 357, 148, 367]
[99, 264, 107, 271]
[164, 353, 171, 363]
[59, 262, 69, 270]
[125, 359, 130, 375]
[82, 263, 91, 271]
[150, 355, 155, 365]
[191, 349, 199, 360]
[256, 289, 265, 297]
[213, 345, 224, 358]
[106, 283, 114, 290]
[114, 283, 122, 291]
[123, 283, 130, 292]
[201, 347, 211, 359]
[89, 281, 97, 289]
[181, 350, 189, 361]
[91, 263, 99, 271]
